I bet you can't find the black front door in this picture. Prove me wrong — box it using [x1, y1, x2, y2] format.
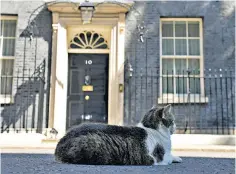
[67, 54, 109, 129]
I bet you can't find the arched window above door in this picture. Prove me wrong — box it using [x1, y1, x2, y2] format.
[69, 31, 108, 49]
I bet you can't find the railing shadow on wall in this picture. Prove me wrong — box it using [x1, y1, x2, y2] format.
[125, 67, 235, 135]
[0, 5, 52, 134]
[16, 6, 52, 133]
[0, 60, 46, 133]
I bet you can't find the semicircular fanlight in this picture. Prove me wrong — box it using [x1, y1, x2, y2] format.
[70, 31, 108, 49]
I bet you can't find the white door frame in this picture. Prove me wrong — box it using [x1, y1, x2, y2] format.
[48, 4, 127, 137]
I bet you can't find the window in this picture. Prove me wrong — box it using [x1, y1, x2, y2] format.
[0, 16, 17, 100]
[159, 18, 206, 103]
[69, 31, 108, 49]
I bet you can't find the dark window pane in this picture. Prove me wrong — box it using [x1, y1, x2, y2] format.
[189, 77, 200, 94]
[162, 77, 174, 94]
[95, 43, 108, 49]
[0, 77, 13, 95]
[162, 39, 174, 55]
[175, 39, 187, 55]
[189, 39, 200, 55]
[175, 21, 186, 37]
[162, 59, 173, 75]
[175, 59, 187, 75]
[3, 38, 15, 56]
[1, 59, 14, 75]
[176, 77, 187, 94]
[70, 43, 81, 49]
[74, 36, 83, 46]
[79, 33, 86, 43]
[86, 32, 92, 43]
[3, 20, 16, 37]
[92, 33, 99, 44]
[188, 59, 200, 75]
[188, 21, 199, 37]
[162, 21, 173, 37]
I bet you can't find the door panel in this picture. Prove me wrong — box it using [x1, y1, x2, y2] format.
[67, 54, 109, 129]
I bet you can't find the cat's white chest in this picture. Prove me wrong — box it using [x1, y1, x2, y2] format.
[145, 131, 160, 156]
[137, 123, 172, 164]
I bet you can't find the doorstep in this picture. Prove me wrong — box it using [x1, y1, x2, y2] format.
[172, 144, 235, 152]
[41, 139, 59, 143]
[1, 134, 235, 153]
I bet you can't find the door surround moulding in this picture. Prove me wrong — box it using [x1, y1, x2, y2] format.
[48, 3, 127, 136]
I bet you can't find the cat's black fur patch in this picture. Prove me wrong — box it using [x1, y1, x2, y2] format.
[152, 144, 165, 162]
[162, 118, 174, 128]
[55, 123, 154, 165]
[141, 108, 164, 130]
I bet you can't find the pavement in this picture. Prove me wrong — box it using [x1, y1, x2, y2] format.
[1, 133, 235, 174]
[0, 153, 235, 174]
[1, 136, 235, 174]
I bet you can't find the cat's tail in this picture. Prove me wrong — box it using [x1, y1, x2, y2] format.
[54, 136, 78, 163]
[55, 135, 96, 164]
[54, 133, 112, 165]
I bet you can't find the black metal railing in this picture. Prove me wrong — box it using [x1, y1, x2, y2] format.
[125, 68, 235, 134]
[1, 64, 47, 133]
[1, 66, 235, 135]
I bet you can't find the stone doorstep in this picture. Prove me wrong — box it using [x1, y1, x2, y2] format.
[41, 139, 58, 143]
[1, 135, 235, 153]
[172, 145, 235, 152]
[0, 146, 56, 150]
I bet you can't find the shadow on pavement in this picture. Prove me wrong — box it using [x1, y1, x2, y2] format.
[1, 153, 235, 174]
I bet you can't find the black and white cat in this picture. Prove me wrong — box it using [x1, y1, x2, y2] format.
[55, 104, 182, 165]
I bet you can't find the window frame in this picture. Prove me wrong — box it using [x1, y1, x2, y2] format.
[0, 15, 17, 103]
[159, 18, 207, 103]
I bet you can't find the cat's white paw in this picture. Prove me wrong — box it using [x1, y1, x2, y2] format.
[172, 156, 182, 163]
[154, 162, 169, 165]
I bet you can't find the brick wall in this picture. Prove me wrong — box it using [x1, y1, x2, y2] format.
[124, 1, 235, 133]
[1, 1, 52, 132]
[0, 1, 235, 133]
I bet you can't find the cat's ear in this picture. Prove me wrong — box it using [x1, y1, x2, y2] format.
[163, 104, 172, 114]
[154, 107, 164, 118]
[151, 105, 156, 109]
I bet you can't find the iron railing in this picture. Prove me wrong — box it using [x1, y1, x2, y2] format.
[125, 69, 235, 134]
[1, 67, 235, 134]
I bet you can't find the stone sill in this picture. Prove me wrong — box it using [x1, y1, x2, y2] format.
[0, 95, 14, 104]
[158, 96, 209, 104]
